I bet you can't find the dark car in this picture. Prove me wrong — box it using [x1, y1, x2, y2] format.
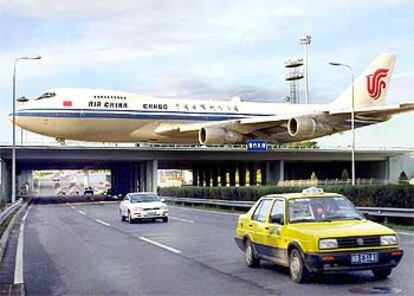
[84, 186, 94, 196]
[105, 188, 124, 199]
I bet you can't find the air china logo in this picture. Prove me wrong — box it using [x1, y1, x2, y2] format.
[366, 68, 389, 100]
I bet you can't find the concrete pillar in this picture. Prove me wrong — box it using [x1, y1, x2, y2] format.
[265, 161, 284, 185]
[1, 159, 10, 203]
[192, 168, 198, 186]
[260, 163, 266, 185]
[205, 167, 211, 187]
[239, 164, 247, 186]
[220, 166, 227, 187]
[146, 159, 158, 193]
[198, 167, 204, 186]
[139, 164, 145, 192]
[229, 165, 236, 186]
[212, 166, 219, 187]
[249, 163, 257, 186]
[280, 160, 285, 182]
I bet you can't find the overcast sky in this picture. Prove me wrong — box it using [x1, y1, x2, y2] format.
[0, 0, 413, 147]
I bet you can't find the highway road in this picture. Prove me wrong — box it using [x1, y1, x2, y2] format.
[2, 201, 413, 295]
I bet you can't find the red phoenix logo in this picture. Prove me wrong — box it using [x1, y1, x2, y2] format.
[366, 68, 389, 100]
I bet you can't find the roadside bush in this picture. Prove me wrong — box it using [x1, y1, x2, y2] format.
[159, 184, 414, 208]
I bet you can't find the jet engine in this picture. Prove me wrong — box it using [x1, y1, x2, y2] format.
[287, 116, 332, 140]
[198, 127, 244, 145]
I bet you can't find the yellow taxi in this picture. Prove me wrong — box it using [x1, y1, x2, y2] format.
[234, 187, 403, 283]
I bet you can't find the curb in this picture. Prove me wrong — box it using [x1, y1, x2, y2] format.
[0, 202, 28, 264]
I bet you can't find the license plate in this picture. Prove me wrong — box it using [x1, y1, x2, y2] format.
[145, 211, 157, 216]
[351, 253, 378, 264]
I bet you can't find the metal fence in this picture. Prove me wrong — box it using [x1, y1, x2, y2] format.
[164, 197, 414, 220]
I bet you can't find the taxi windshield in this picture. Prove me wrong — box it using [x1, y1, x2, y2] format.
[288, 196, 363, 223]
[130, 194, 159, 203]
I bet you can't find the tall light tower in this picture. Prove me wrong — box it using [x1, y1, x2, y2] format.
[299, 34, 311, 104]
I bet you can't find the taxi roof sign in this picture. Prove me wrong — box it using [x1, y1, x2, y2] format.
[302, 187, 324, 194]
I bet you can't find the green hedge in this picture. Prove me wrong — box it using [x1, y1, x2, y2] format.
[159, 185, 414, 208]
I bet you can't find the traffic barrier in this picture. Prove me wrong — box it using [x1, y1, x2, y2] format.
[164, 197, 414, 220]
[0, 199, 25, 262]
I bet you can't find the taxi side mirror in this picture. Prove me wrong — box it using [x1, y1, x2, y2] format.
[160, 198, 166, 202]
[270, 214, 284, 225]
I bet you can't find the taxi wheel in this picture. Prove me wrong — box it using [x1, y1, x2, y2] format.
[120, 210, 126, 222]
[289, 249, 308, 283]
[244, 240, 260, 268]
[372, 268, 392, 279]
[162, 217, 168, 223]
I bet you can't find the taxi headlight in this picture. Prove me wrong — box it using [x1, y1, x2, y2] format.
[132, 207, 143, 213]
[161, 206, 168, 211]
[319, 239, 338, 250]
[381, 235, 397, 245]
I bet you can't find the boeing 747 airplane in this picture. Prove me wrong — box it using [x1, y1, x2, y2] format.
[13, 53, 414, 144]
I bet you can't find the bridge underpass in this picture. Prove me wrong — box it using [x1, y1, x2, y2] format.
[0, 145, 411, 202]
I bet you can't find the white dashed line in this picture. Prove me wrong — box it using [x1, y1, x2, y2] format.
[78, 210, 86, 215]
[95, 219, 111, 227]
[170, 217, 194, 223]
[138, 236, 182, 254]
[70, 206, 76, 209]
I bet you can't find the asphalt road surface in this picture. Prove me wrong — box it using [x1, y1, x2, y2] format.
[8, 202, 414, 295]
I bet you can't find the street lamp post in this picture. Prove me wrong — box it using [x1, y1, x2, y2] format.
[12, 56, 41, 203]
[329, 62, 355, 186]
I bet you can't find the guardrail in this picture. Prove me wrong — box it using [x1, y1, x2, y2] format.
[164, 197, 414, 220]
[0, 199, 23, 226]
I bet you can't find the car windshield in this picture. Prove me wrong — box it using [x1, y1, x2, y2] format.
[130, 193, 160, 203]
[288, 196, 363, 223]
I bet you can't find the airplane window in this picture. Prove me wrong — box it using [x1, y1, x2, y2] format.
[36, 92, 56, 100]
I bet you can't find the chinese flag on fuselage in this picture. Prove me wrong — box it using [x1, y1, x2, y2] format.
[63, 101, 72, 107]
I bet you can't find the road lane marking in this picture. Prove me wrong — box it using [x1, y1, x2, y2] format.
[14, 205, 32, 284]
[71, 205, 76, 209]
[169, 205, 240, 216]
[138, 236, 182, 254]
[170, 217, 194, 223]
[78, 210, 86, 215]
[95, 219, 111, 227]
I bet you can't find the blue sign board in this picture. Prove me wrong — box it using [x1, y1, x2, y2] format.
[247, 140, 268, 151]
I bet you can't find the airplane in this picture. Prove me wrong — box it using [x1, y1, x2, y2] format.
[13, 53, 414, 145]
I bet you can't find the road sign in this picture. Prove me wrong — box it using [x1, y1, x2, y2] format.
[247, 140, 268, 151]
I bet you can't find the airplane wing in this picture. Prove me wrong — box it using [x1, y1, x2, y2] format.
[329, 103, 414, 117]
[155, 103, 413, 143]
[154, 114, 296, 137]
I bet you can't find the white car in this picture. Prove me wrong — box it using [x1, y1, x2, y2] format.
[119, 192, 169, 223]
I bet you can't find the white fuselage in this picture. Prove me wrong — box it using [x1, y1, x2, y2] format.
[15, 88, 327, 143]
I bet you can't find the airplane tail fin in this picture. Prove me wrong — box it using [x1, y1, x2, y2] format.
[331, 53, 396, 108]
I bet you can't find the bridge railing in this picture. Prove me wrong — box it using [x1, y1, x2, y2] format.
[164, 197, 414, 220]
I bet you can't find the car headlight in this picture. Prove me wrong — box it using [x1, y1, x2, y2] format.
[132, 207, 143, 212]
[161, 206, 168, 211]
[319, 239, 338, 250]
[381, 235, 397, 245]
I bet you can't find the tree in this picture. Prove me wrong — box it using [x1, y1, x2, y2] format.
[398, 171, 408, 184]
[341, 169, 350, 181]
[310, 171, 318, 181]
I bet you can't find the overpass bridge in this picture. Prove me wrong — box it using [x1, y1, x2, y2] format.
[0, 144, 412, 202]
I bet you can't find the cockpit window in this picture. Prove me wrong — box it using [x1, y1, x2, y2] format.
[36, 92, 56, 100]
